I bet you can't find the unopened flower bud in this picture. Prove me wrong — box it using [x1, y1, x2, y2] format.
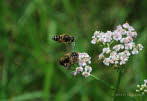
[136, 90, 139, 92]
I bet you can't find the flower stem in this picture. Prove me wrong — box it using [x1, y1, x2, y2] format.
[90, 74, 115, 90]
[107, 40, 114, 47]
[113, 69, 122, 101]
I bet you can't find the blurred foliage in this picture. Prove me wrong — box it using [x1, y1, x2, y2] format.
[0, 0, 147, 101]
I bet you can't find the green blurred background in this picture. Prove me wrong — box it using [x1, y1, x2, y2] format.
[0, 0, 147, 101]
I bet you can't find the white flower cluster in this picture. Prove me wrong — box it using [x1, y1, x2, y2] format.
[136, 79, 147, 94]
[72, 53, 92, 77]
[91, 23, 143, 67]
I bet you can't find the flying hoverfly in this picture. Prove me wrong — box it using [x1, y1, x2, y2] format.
[52, 34, 75, 43]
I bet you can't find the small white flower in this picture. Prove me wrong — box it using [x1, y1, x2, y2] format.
[72, 71, 77, 76]
[85, 65, 92, 73]
[137, 44, 143, 51]
[103, 47, 111, 54]
[120, 60, 126, 65]
[116, 25, 123, 30]
[82, 71, 90, 77]
[144, 80, 147, 84]
[118, 52, 124, 57]
[98, 38, 105, 43]
[128, 26, 135, 31]
[92, 31, 100, 39]
[78, 62, 86, 67]
[120, 38, 129, 44]
[119, 29, 127, 35]
[119, 52, 129, 62]
[120, 44, 124, 49]
[110, 56, 119, 64]
[127, 31, 137, 38]
[99, 32, 105, 38]
[120, 56, 128, 62]
[106, 31, 113, 36]
[98, 53, 104, 60]
[103, 58, 111, 66]
[127, 36, 133, 43]
[104, 34, 112, 42]
[143, 84, 146, 88]
[91, 38, 97, 44]
[110, 51, 117, 58]
[76, 67, 83, 72]
[113, 44, 124, 52]
[113, 45, 120, 52]
[123, 23, 130, 29]
[123, 23, 135, 31]
[113, 32, 122, 41]
[124, 50, 131, 56]
[79, 53, 89, 58]
[125, 42, 135, 50]
[93, 31, 100, 37]
[132, 48, 139, 55]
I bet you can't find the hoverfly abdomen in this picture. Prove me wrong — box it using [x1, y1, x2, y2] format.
[52, 35, 60, 41]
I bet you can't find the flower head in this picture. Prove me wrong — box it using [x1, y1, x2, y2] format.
[78, 53, 91, 66]
[71, 52, 92, 77]
[91, 22, 143, 67]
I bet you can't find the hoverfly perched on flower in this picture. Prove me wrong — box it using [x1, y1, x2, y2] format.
[52, 34, 75, 43]
[59, 52, 79, 68]
[59, 52, 92, 77]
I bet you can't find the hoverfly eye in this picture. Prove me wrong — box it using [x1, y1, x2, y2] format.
[72, 52, 78, 56]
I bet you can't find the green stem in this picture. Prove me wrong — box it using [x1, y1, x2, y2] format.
[90, 74, 115, 90]
[113, 69, 122, 101]
[107, 40, 114, 47]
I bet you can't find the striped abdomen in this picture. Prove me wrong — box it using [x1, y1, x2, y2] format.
[52, 35, 62, 42]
